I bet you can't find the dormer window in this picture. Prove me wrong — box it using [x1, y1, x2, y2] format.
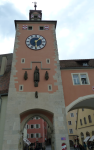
[83, 62, 88, 66]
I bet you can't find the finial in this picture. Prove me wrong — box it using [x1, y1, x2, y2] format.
[32, 1, 37, 10]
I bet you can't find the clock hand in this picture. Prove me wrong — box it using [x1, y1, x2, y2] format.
[36, 38, 41, 42]
[35, 41, 37, 48]
[35, 38, 41, 48]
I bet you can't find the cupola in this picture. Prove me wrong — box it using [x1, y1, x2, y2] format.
[29, 2, 42, 21]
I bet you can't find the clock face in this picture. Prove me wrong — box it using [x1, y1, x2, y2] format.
[26, 34, 46, 50]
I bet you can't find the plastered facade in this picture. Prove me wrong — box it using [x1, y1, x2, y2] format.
[77, 108, 94, 144]
[61, 69, 94, 111]
[2, 22, 70, 150]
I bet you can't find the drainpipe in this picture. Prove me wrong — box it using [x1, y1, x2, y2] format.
[0, 93, 8, 111]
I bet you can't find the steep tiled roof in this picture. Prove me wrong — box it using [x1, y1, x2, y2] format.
[60, 59, 94, 69]
[0, 53, 13, 94]
[0, 53, 94, 94]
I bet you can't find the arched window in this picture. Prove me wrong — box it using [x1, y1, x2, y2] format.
[86, 132, 90, 136]
[80, 119, 82, 125]
[88, 115, 92, 123]
[81, 132, 84, 136]
[69, 140, 74, 147]
[92, 131, 94, 135]
[84, 117, 87, 124]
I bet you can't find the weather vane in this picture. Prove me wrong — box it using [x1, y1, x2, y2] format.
[32, 1, 37, 10]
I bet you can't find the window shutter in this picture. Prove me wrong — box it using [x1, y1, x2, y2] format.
[34, 124, 36, 128]
[34, 133, 36, 138]
[39, 124, 40, 128]
[39, 133, 41, 138]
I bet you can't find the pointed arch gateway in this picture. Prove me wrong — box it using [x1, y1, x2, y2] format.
[20, 108, 53, 132]
[20, 109, 54, 150]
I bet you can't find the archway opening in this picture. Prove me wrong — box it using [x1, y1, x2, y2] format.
[69, 140, 74, 147]
[20, 109, 53, 150]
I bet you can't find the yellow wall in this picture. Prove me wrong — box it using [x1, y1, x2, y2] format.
[77, 109, 94, 144]
[66, 109, 78, 144]
[66, 108, 94, 145]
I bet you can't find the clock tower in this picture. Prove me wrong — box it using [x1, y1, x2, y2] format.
[2, 5, 70, 150]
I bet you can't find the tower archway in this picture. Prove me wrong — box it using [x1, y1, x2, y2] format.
[66, 95, 94, 113]
[20, 109, 54, 150]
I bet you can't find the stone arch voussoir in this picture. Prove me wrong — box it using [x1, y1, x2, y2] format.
[20, 112, 53, 133]
[66, 94, 94, 113]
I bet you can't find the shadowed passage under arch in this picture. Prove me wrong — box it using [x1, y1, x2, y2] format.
[20, 109, 54, 132]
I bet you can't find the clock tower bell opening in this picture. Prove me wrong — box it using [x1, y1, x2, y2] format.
[29, 2, 42, 21]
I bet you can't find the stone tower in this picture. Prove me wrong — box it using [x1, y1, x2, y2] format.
[2, 6, 70, 150]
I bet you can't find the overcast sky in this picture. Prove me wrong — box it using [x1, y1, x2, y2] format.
[0, 0, 94, 60]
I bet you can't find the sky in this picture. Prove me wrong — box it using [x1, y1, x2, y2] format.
[0, 0, 94, 60]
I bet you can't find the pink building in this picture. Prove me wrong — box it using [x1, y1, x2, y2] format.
[26, 116, 47, 147]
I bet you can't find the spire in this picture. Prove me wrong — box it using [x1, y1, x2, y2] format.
[32, 1, 37, 10]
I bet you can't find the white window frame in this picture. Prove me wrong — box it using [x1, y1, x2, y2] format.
[27, 134, 29, 138]
[21, 58, 25, 63]
[48, 85, 52, 91]
[46, 58, 50, 64]
[28, 26, 33, 30]
[39, 26, 44, 30]
[19, 85, 23, 91]
[36, 133, 40, 138]
[31, 124, 34, 129]
[36, 124, 40, 129]
[34, 124, 36, 128]
[36, 116, 39, 120]
[68, 121, 72, 125]
[27, 124, 29, 129]
[69, 129, 73, 134]
[34, 133, 36, 138]
[31, 133, 34, 138]
[70, 113, 74, 117]
[71, 73, 90, 85]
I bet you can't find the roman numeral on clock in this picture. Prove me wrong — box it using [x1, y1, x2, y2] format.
[27, 44, 30, 47]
